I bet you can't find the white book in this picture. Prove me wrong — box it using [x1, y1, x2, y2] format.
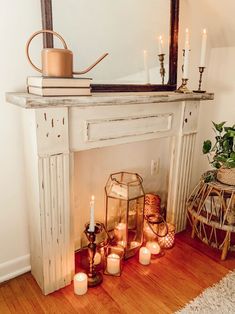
[28, 86, 91, 96]
[27, 76, 92, 88]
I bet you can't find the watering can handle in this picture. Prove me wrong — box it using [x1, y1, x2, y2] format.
[26, 29, 68, 73]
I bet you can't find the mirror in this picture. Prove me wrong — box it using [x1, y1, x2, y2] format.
[41, 0, 179, 92]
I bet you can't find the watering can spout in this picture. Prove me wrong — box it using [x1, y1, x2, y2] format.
[73, 53, 109, 75]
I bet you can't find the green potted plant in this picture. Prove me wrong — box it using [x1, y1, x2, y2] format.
[203, 121, 235, 185]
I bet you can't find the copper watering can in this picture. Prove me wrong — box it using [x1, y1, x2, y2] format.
[26, 29, 108, 77]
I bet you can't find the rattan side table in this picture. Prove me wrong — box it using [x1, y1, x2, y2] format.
[187, 172, 235, 260]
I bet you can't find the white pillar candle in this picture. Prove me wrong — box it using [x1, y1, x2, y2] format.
[94, 252, 101, 265]
[146, 241, 161, 255]
[158, 35, 163, 55]
[139, 247, 151, 265]
[89, 195, 95, 232]
[200, 29, 207, 67]
[114, 222, 126, 241]
[143, 50, 150, 84]
[74, 272, 88, 296]
[107, 253, 120, 275]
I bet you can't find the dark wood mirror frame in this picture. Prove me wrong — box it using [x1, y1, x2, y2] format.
[40, 0, 179, 92]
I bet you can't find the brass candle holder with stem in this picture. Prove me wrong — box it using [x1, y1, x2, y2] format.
[194, 66, 206, 93]
[158, 53, 165, 84]
[84, 222, 103, 287]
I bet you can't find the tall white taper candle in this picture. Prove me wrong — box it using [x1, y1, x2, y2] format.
[200, 29, 207, 67]
[89, 195, 95, 232]
[158, 35, 163, 55]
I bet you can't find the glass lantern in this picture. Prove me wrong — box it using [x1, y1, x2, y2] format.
[105, 171, 145, 259]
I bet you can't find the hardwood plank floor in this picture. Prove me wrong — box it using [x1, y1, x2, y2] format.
[0, 230, 235, 314]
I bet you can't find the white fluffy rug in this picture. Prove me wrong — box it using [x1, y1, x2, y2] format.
[176, 271, 235, 314]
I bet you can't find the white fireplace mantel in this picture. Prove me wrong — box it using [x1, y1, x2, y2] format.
[6, 91, 213, 295]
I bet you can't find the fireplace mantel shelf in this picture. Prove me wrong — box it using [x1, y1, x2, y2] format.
[6, 91, 214, 109]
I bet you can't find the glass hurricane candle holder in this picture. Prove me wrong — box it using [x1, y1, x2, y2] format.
[158, 223, 175, 249]
[104, 245, 124, 276]
[105, 172, 145, 259]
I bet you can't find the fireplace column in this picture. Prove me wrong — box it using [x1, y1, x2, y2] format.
[25, 107, 74, 295]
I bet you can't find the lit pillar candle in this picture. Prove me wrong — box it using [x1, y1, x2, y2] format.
[114, 222, 126, 241]
[89, 195, 95, 232]
[139, 247, 151, 265]
[143, 50, 150, 84]
[74, 272, 88, 295]
[107, 253, 120, 275]
[146, 241, 161, 255]
[158, 35, 163, 55]
[200, 29, 207, 67]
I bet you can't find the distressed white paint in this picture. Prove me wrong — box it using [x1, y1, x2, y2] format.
[6, 92, 213, 294]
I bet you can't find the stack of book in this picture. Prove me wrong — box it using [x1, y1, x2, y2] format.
[27, 76, 92, 96]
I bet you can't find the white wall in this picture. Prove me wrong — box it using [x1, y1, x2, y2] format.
[179, 0, 235, 188]
[0, 0, 41, 281]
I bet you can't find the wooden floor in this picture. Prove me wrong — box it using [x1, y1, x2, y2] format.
[1, 230, 235, 314]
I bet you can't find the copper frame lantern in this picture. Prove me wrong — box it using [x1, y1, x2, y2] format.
[105, 172, 145, 259]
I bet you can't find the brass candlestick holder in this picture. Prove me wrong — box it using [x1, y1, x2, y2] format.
[158, 54, 165, 84]
[176, 78, 191, 93]
[84, 222, 103, 287]
[194, 66, 206, 93]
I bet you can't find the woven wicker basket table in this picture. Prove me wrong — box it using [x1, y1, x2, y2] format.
[187, 171, 235, 260]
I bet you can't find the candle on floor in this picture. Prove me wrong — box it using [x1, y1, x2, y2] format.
[143, 50, 150, 84]
[139, 247, 151, 265]
[158, 35, 163, 55]
[94, 252, 101, 265]
[89, 195, 95, 232]
[146, 241, 161, 255]
[107, 253, 120, 275]
[114, 222, 126, 241]
[74, 272, 88, 296]
[200, 28, 207, 67]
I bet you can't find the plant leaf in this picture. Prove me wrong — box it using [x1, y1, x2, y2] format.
[212, 121, 226, 133]
[225, 158, 235, 168]
[203, 140, 212, 154]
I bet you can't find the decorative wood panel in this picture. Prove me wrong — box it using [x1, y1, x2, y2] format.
[85, 113, 172, 142]
[167, 101, 199, 232]
[38, 153, 72, 294]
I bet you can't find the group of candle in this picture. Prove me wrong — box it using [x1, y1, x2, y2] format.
[182, 28, 207, 79]
[143, 29, 208, 83]
[73, 196, 172, 296]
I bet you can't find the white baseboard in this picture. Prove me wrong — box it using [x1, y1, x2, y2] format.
[0, 254, 31, 283]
